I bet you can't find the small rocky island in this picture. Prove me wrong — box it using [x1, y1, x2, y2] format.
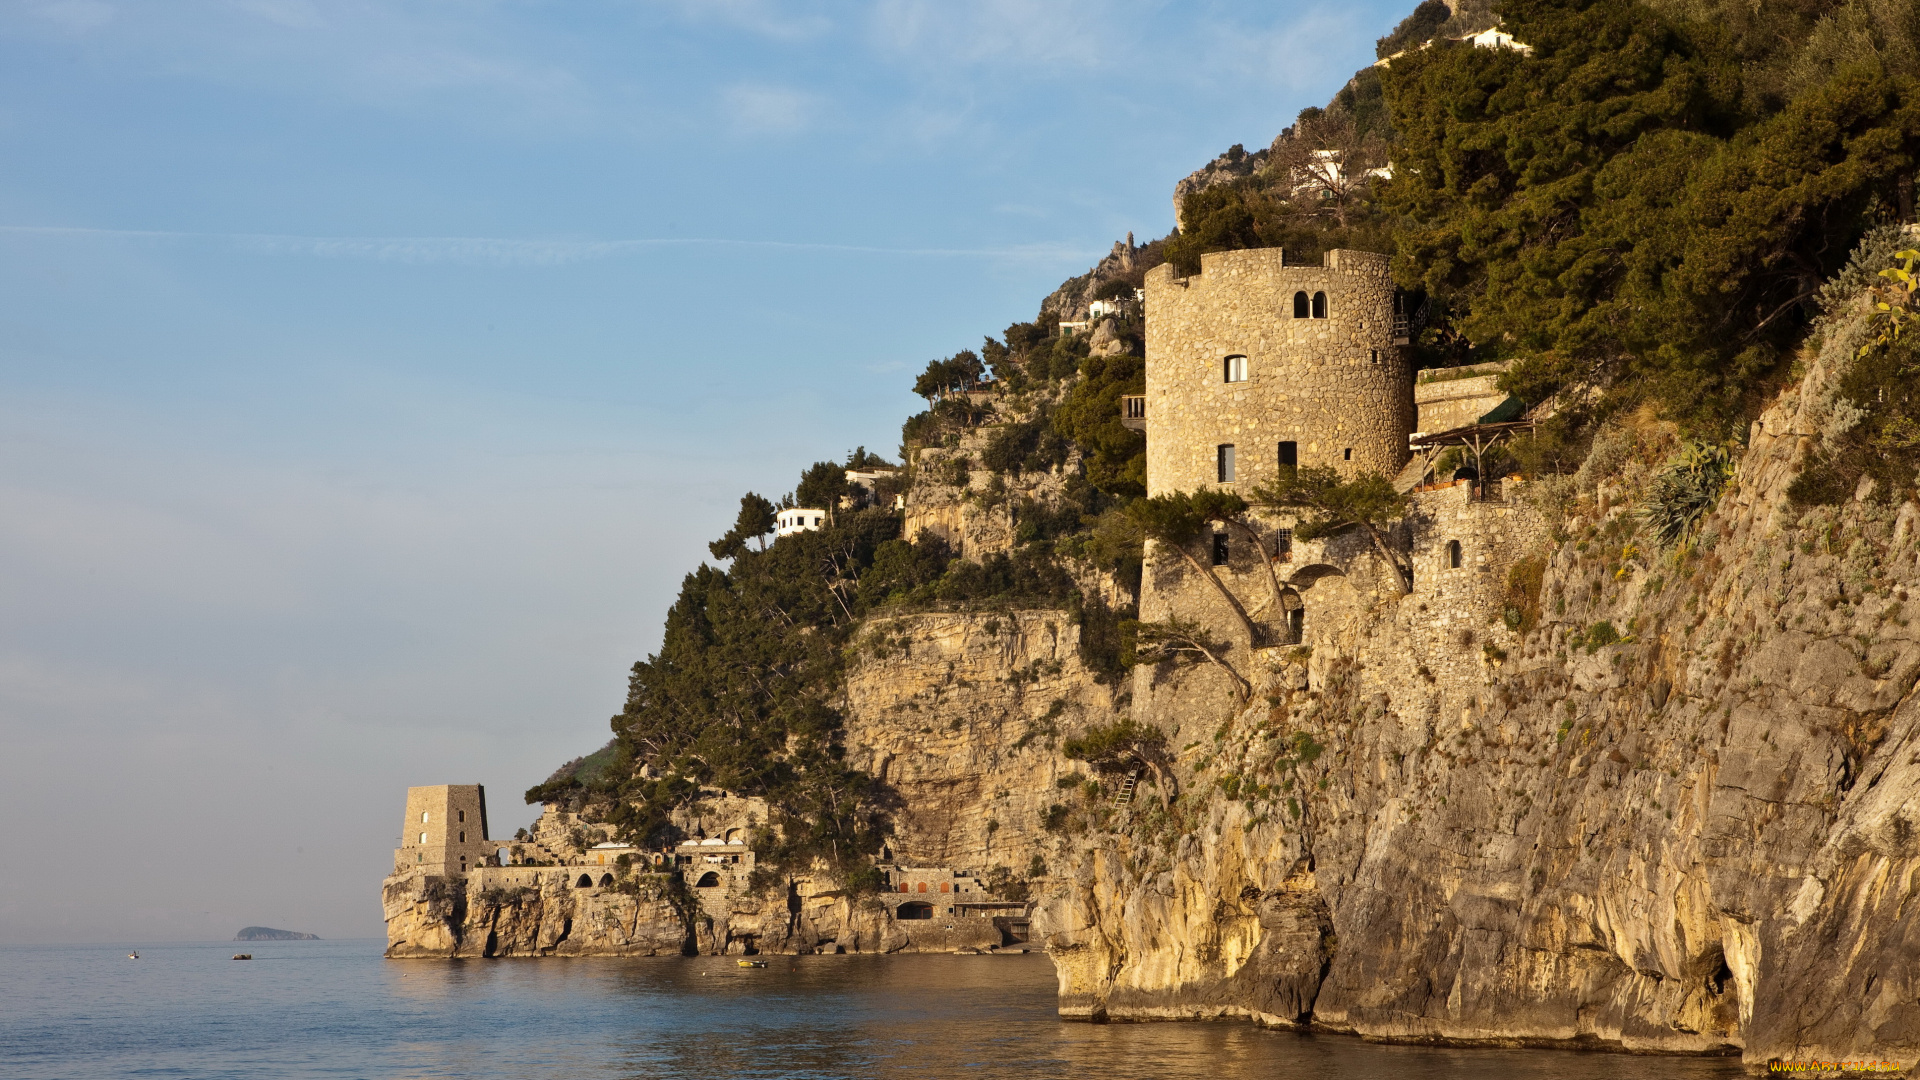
[235, 926, 319, 941]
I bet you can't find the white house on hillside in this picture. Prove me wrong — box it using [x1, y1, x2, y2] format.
[776, 508, 827, 537]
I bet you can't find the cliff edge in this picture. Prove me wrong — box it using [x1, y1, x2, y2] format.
[1034, 313, 1920, 1068]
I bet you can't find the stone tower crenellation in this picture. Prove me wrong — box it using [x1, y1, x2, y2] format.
[1142, 247, 1413, 497]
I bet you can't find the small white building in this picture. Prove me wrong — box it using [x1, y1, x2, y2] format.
[776, 507, 827, 537]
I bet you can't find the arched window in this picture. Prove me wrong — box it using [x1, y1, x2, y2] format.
[696, 871, 721, 888]
[598, 873, 614, 887]
[421, 812, 429, 823]
[1312, 291, 1328, 318]
[418, 832, 427, 844]
[457, 810, 465, 823]
[939, 881, 950, 893]
[458, 831, 465, 843]
[897, 902, 935, 920]
[917, 882, 928, 893]
[1447, 540, 1462, 569]
[1223, 354, 1248, 383]
[1292, 291, 1310, 318]
[575, 874, 593, 889]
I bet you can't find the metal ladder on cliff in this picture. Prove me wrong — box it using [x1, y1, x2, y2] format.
[1111, 770, 1140, 810]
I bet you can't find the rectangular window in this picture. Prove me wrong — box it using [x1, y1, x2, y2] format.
[1217, 444, 1236, 483]
[1212, 532, 1229, 566]
[1278, 441, 1297, 470]
[1274, 528, 1293, 562]
[1224, 354, 1248, 383]
[1343, 448, 1353, 461]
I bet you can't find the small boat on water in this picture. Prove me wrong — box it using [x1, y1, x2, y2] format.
[736, 959, 767, 968]
[232, 954, 252, 960]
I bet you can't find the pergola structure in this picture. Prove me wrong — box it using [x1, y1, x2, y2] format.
[1401, 418, 1538, 493]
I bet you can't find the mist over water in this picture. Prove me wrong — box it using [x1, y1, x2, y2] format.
[3, 940, 1745, 1079]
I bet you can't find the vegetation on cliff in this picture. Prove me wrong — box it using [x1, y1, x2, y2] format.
[530, 0, 1920, 884]
[1177, 0, 1919, 445]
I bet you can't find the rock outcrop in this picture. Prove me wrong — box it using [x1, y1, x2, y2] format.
[1171, 145, 1267, 229]
[1033, 344, 1920, 1070]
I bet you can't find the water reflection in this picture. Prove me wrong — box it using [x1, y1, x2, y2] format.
[2, 942, 1746, 1080]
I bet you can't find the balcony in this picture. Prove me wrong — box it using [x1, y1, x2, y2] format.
[1120, 395, 1146, 432]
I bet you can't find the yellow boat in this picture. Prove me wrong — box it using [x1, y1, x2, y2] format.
[737, 959, 767, 968]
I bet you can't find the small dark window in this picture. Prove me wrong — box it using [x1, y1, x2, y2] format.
[1217, 444, 1236, 483]
[1278, 441, 1297, 471]
[1274, 529, 1293, 562]
[1292, 291, 1310, 318]
[1447, 540, 1462, 569]
[1212, 533, 1230, 565]
[458, 831, 465, 843]
[1369, 348, 1379, 364]
[457, 810, 465, 823]
[1312, 291, 1328, 318]
[1343, 448, 1353, 461]
[1288, 606, 1305, 643]
[1224, 354, 1247, 382]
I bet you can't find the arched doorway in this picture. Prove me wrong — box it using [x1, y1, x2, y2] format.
[1279, 587, 1304, 644]
[897, 902, 934, 920]
[598, 873, 614, 888]
[695, 871, 721, 888]
[575, 874, 592, 889]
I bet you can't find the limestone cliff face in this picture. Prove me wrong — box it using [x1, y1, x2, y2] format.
[383, 609, 1113, 961]
[842, 609, 1115, 877]
[1034, 354, 1920, 1069]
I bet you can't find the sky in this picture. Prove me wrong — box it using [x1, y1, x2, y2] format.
[0, 0, 1413, 943]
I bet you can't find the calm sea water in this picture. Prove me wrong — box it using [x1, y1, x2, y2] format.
[1, 939, 1746, 1080]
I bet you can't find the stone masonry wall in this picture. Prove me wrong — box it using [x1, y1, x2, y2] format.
[1414, 372, 1511, 435]
[1143, 248, 1413, 497]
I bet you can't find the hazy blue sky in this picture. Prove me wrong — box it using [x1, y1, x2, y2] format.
[0, 0, 1409, 942]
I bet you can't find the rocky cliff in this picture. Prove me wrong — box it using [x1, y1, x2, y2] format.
[1033, 323, 1920, 1069]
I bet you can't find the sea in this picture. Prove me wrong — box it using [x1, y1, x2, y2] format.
[1, 939, 1748, 1079]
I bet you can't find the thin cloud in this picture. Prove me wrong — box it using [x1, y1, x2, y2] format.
[720, 83, 820, 136]
[654, 0, 831, 41]
[0, 225, 1096, 266]
[25, 0, 115, 34]
[868, 0, 1131, 71]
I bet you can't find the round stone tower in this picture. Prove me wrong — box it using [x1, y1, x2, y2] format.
[1142, 247, 1414, 497]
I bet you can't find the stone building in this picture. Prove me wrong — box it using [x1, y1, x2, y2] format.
[1131, 245, 1545, 706]
[1140, 247, 1413, 497]
[393, 784, 501, 876]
